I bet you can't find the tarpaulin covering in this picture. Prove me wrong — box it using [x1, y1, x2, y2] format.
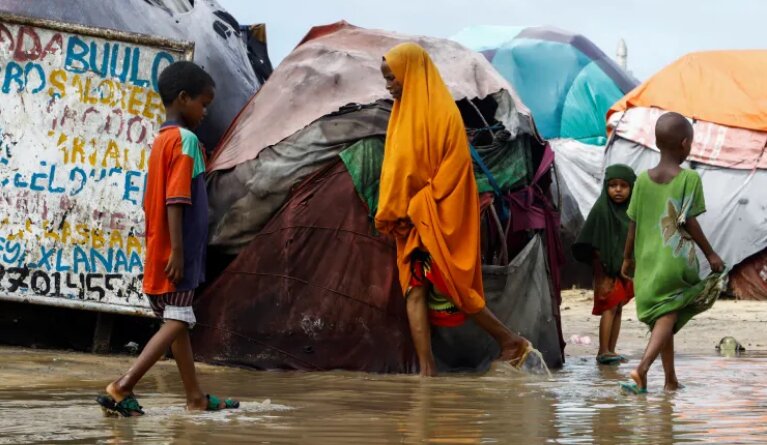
[452, 26, 637, 145]
[0, 0, 262, 149]
[208, 102, 391, 254]
[609, 51, 767, 133]
[550, 139, 605, 288]
[194, 160, 564, 371]
[208, 21, 529, 173]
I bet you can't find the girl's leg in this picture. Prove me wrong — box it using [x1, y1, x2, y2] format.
[630, 312, 678, 390]
[598, 307, 617, 357]
[106, 320, 186, 403]
[170, 327, 211, 410]
[661, 335, 680, 391]
[608, 305, 623, 354]
[406, 286, 437, 377]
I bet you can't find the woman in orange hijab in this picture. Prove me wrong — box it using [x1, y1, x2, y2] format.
[376, 42, 532, 376]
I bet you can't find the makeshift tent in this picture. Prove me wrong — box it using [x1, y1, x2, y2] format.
[453, 26, 639, 287]
[606, 51, 767, 300]
[0, 0, 267, 150]
[452, 25, 637, 145]
[194, 22, 566, 372]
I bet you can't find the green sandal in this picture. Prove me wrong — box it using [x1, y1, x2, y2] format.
[206, 394, 240, 411]
[596, 354, 623, 365]
[96, 394, 145, 417]
[620, 382, 648, 395]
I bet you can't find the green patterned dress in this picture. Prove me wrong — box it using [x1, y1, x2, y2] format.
[627, 169, 726, 332]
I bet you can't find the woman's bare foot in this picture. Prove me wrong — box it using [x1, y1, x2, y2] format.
[419, 359, 438, 377]
[499, 338, 531, 366]
[664, 380, 682, 392]
[630, 369, 647, 391]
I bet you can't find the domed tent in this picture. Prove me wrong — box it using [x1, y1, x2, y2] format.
[193, 22, 566, 372]
[0, 0, 269, 149]
[452, 26, 639, 287]
[452, 25, 637, 145]
[606, 51, 767, 300]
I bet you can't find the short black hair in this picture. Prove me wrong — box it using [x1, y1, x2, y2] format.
[158, 61, 216, 105]
[655, 112, 693, 151]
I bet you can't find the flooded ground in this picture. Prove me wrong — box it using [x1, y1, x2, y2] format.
[1, 346, 766, 444]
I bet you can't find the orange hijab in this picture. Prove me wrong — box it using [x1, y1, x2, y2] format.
[375, 43, 485, 314]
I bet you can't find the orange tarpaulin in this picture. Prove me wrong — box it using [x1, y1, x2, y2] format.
[375, 43, 486, 314]
[608, 51, 767, 132]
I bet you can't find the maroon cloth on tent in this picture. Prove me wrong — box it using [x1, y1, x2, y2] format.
[505, 144, 566, 358]
[192, 161, 417, 372]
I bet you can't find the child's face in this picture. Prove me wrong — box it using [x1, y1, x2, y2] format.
[177, 86, 215, 129]
[607, 179, 631, 204]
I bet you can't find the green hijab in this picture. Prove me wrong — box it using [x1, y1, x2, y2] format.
[572, 164, 637, 277]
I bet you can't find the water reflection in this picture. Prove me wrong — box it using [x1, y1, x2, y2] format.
[0, 348, 765, 444]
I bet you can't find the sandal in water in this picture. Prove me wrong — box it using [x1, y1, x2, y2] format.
[96, 394, 145, 417]
[206, 394, 239, 411]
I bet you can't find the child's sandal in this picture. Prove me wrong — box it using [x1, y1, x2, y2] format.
[206, 394, 239, 411]
[96, 394, 145, 417]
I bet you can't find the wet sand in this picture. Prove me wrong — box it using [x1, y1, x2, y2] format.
[0, 295, 765, 444]
[561, 290, 767, 357]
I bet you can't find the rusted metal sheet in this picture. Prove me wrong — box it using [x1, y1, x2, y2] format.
[0, 12, 193, 316]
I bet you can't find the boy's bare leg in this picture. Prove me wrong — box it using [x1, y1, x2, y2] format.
[170, 327, 219, 410]
[106, 320, 186, 405]
[598, 307, 616, 357]
[608, 305, 623, 354]
[630, 312, 678, 390]
[661, 335, 680, 391]
[406, 286, 437, 377]
[470, 306, 530, 363]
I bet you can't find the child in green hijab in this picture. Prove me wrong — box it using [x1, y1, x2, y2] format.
[573, 164, 637, 365]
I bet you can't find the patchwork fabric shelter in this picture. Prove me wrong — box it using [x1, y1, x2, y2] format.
[452, 25, 639, 287]
[194, 22, 566, 372]
[0, 0, 268, 150]
[607, 51, 767, 300]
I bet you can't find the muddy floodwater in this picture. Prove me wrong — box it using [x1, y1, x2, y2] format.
[1, 347, 766, 444]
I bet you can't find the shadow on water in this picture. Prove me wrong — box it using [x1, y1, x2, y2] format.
[0, 348, 766, 444]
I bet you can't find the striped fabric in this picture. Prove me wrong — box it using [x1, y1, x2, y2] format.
[148, 290, 197, 328]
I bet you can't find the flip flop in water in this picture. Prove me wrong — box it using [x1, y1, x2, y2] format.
[596, 354, 623, 365]
[96, 394, 145, 417]
[206, 394, 240, 411]
[620, 382, 648, 395]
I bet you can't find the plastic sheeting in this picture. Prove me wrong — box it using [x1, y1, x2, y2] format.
[452, 26, 637, 145]
[193, 160, 563, 372]
[550, 139, 605, 288]
[433, 234, 563, 371]
[207, 102, 391, 254]
[0, 0, 260, 149]
[609, 51, 767, 133]
[208, 21, 529, 172]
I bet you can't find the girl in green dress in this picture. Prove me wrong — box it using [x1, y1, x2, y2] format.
[620, 112, 726, 394]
